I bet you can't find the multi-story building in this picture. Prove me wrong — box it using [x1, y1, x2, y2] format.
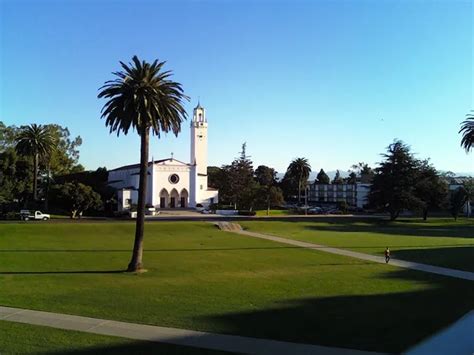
[308, 183, 371, 208]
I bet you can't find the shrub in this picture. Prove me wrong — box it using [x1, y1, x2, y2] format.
[238, 210, 256, 216]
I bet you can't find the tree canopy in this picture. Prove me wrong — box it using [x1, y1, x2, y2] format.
[316, 169, 330, 184]
[369, 140, 423, 220]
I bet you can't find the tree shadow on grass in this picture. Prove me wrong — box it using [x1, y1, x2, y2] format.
[392, 246, 474, 273]
[197, 268, 474, 353]
[0, 270, 126, 275]
[40, 341, 232, 354]
[302, 220, 474, 238]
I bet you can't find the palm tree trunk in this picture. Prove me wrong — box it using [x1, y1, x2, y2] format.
[127, 126, 150, 272]
[298, 179, 301, 204]
[33, 153, 38, 201]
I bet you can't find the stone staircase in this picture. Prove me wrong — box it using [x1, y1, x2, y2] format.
[215, 221, 243, 232]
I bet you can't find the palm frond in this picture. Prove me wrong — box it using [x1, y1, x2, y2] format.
[459, 112, 474, 153]
[98, 55, 189, 137]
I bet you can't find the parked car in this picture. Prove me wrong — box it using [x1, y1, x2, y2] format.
[195, 204, 205, 212]
[307, 207, 323, 215]
[20, 210, 50, 221]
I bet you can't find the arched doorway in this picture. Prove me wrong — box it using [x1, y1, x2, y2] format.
[170, 188, 179, 208]
[159, 189, 169, 208]
[180, 189, 189, 208]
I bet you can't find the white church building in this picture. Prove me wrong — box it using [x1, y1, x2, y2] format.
[108, 103, 218, 211]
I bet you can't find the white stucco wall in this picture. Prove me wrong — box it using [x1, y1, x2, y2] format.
[108, 103, 219, 211]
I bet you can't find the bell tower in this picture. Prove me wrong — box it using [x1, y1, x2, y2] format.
[190, 101, 208, 207]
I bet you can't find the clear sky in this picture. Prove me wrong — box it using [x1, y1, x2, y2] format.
[1, 0, 473, 175]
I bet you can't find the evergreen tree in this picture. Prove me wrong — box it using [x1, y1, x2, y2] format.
[227, 143, 258, 209]
[316, 169, 330, 184]
[332, 170, 343, 184]
[369, 140, 423, 220]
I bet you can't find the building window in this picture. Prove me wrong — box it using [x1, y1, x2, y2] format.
[200, 185, 203, 190]
[125, 198, 132, 206]
[169, 174, 180, 184]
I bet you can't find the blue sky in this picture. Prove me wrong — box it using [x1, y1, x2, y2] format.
[1, 0, 472, 175]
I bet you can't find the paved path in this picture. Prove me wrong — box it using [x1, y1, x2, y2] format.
[0, 306, 382, 355]
[236, 230, 474, 281]
[405, 310, 474, 355]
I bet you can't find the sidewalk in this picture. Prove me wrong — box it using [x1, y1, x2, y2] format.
[236, 230, 474, 281]
[0, 306, 382, 355]
[405, 310, 474, 355]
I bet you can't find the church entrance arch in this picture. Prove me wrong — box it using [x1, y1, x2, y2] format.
[170, 188, 179, 208]
[180, 189, 189, 208]
[159, 189, 169, 209]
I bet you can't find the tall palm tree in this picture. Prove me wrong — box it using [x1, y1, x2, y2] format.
[287, 158, 311, 203]
[98, 56, 188, 272]
[15, 124, 56, 201]
[460, 112, 474, 153]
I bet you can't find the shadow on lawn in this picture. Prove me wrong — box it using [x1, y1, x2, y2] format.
[41, 341, 229, 355]
[302, 220, 474, 238]
[197, 268, 474, 353]
[0, 270, 125, 275]
[393, 246, 474, 273]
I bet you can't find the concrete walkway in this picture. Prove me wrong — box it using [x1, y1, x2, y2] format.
[405, 310, 474, 355]
[236, 230, 474, 281]
[0, 306, 382, 355]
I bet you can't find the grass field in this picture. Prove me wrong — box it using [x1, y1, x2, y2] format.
[254, 209, 294, 216]
[1, 221, 473, 353]
[0, 321, 225, 354]
[240, 218, 474, 272]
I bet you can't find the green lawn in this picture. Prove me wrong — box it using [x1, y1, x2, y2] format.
[0, 221, 473, 353]
[0, 321, 227, 354]
[240, 218, 474, 272]
[254, 209, 293, 216]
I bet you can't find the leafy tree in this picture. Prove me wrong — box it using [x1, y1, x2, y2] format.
[255, 165, 277, 186]
[414, 160, 448, 220]
[347, 172, 357, 184]
[463, 178, 474, 217]
[15, 124, 56, 201]
[316, 168, 330, 184]
[459, 111, 474, 153]
[50, 182, 102, 218]
[0, 148, 32, 206]
[0, 122, 19, 150]
[98, 55, 188, 272]
[207, 166, 224, 189]
[255, 165, 283, 214]
[369, 140, 423, 220]
[280, 170, 299, 201]
[55, 167, 115, 213]
[255, 185, 284, 213]
[46, 124, 84, 175]
[350, 162, 374, 183]
[332, 170, 343, 184]
[286, 158, 311, 203]
[450, 187, 467, 221]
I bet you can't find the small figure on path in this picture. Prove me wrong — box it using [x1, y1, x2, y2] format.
[385, 247, 390, 263]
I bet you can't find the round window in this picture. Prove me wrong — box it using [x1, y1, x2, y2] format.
[169, 174, 180, 184]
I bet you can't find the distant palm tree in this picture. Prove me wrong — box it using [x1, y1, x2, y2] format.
[98, 56, 188, 272]
[15, 124, 55, 201]
[459, 112, 474, 153]
[287, 158, 311, 203]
